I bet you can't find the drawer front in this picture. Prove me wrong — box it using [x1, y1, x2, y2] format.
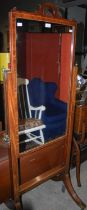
[0, 160, 10, 202]
[20, 139, 66, 183]
[74, 105, 87, 134]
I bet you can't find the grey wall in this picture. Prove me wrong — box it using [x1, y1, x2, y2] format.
[68, 6, 86, 70]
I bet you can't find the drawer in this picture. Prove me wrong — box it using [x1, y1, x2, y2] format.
[20, 139, 66, 183]
[74, 105, 87, 134]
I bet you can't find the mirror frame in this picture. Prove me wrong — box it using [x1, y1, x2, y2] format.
[5, 6, 85, 209]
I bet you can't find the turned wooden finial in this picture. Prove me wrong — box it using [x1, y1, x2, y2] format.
[37, 2, 62, 18]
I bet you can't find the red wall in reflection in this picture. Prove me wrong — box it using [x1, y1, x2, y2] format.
[17, 32, 72, 102]
[25, 33, 59, 83]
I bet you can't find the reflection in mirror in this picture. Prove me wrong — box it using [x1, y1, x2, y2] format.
[16, 19, 73, 152]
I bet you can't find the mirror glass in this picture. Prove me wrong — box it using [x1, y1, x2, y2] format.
[16, 18, 73, 152]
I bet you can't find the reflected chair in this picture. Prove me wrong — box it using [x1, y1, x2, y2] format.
[18, 78, 46, 145]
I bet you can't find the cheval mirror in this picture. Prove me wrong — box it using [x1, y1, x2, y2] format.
[4, 3, 86, 210]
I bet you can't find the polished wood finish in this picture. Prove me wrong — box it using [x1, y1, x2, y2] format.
[5, 3, 86, 209]
[0, 83, 5, 130]
[74, 105, 87, 135]
[63, 173, 86, 209]
[36, 2, 62, 17]
[73, 104, 87, 187]
[0, 138, 10, 202]
[72, 137, 81, 187]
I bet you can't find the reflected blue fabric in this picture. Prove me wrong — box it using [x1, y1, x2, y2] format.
[28, 78, 67, 141]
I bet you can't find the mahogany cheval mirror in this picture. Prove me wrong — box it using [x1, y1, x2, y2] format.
[4, 3, 86, 209]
